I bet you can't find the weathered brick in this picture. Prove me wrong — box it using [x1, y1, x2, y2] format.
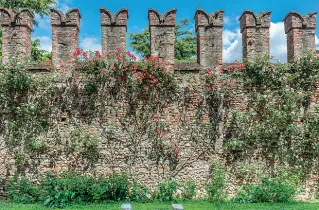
[239, 10, 271, 61]
[148, 9, 177, 64]
[283, 11, 317, 62]
[51, 8, 81, 68]
[100, 8, 129, 54]
[194, 9, 224, 67]
[0, 8, 34, 63]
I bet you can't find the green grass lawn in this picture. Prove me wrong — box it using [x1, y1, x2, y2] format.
[0, 200, 319, 210]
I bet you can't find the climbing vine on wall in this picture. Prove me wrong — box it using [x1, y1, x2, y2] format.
[0, 49, 212, 178]
[204, 54, 319, 176]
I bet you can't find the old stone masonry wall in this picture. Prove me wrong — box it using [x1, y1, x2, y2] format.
[0, 8, 317, 66]
[0, 6, 318, 198]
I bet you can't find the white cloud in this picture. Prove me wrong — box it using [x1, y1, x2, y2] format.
[223, 21, 319, 63]
[35, 14, 50, 30]
[56, 0, 72, 13]
[224, 16, 240, 26]
[59, 4, 71, 13]
[224, 16, 231, 25]
[30, 36, 103, 53]
[223, 29, 237, 46]
[270, 22, 287, 62]
[223, 29, 242, 62]
[80, 37, 102, 52]
[32, 36, 52, 51]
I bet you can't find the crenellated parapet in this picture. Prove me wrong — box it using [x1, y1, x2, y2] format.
[0, 7, 318, 66]
[283, 11, 317, 62]
[100, 8, 129, 54]
[148, 9, 177, 64]
[239, 10, 271, 61]
[0, 8, 34, 63]
[51, 8, 81, 68]
[194, 9, 224, 67]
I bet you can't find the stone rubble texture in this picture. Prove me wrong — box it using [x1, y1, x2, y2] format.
[284, 12, 317, 62]
[239, 10, 271, 61]
[0, 8, 34, 63]
[194, 9, 224, 67]
[50, 8, 81, 68]
[148, 9, 177, 64]
[100, 8, 129, 54]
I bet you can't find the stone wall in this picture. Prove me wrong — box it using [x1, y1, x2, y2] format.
[239, 10, 271, 61]
[50, 8, 81, 68]
[0, 9, 34, 63]
[0, 7, 319, 199]
[1, 7, 318, 65]
[100, 8, 129, 54]
[194, 9, 224, 67]
[148, 9, 177, 65]
[284, 12, 317, 62]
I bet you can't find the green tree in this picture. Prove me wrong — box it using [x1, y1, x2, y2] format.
[129, 19, 196, 61]
[0, 0, 56, 16]
[31, 39, 52, 63]
[174, 19, 196, 61]
[0, 0, 56, 62]
[129, 29, 150, 59]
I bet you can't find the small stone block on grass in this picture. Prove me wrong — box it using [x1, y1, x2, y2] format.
[172, 204, 184, 210]
[121, 203, 132, 210]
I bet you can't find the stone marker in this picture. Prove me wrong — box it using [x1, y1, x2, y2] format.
[172, 204, 184, 210]
[121, 203, 132, 210]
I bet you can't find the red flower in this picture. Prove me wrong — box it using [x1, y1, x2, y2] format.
[238, 63, 244, 71]
[151, 79, 158, 85]
[73, 48, 81, 57]
[60, 70, 67, 75]
[95, 51, 101, 58]
[172, 147, 181, 156]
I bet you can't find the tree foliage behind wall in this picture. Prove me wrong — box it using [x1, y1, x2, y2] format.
[0, 0, 56, 16]
[0, 0, 55, 62]
[129, 19, 196, 61]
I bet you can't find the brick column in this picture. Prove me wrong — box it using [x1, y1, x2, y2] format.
[148, 9, 177, 64]
[283, 12, 317, 63]
[100, 8, 128, 55]
[239, 10, 271, 61]
[51, 8, 81, 68]
[194, 9, 224, 67]
[0, 8, 34, 63]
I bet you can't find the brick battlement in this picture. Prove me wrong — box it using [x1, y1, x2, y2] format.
[0, 7, 317, 67]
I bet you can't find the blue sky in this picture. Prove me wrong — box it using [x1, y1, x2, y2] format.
[34, 0, 319, 62]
